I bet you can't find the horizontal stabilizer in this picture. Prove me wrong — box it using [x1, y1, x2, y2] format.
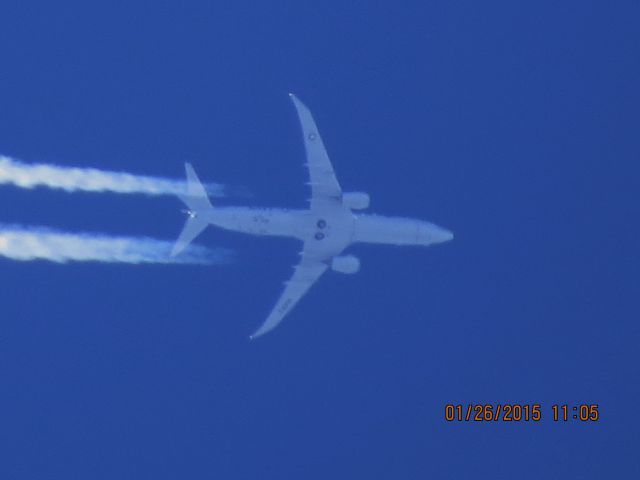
[172, 216, 209, 257]
[179, 163, 213, 213]
[172, 163, 213, 257]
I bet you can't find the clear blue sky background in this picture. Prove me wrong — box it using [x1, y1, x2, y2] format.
[0, 1, 638, 478]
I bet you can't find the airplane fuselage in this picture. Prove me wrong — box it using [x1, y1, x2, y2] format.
[199, 206, 453, 251]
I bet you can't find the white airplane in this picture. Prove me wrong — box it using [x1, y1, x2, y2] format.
[172, 94, 453, 338]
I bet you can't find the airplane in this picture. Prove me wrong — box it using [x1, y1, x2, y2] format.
[172, 94, 453, 339]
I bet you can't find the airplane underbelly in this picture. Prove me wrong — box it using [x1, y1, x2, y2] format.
[353, 215, 421, 245]
[211, 208, 309, 239]
[302, 208, 355, 259]
[211, 207, 355, 257]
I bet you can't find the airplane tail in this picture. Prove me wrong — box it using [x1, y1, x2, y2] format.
[171, 163, 214, 257]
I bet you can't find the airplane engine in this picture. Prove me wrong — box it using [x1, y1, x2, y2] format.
[342, 192, 370, 210]
[331, 255, 360, 274]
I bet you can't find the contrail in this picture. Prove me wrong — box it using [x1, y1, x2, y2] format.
[0, 225, 230, 265]
[0, 155, 225, 197]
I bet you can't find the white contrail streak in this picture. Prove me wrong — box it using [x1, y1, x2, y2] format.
[0, 225, 230, 265]
[0, 155, 225, 197]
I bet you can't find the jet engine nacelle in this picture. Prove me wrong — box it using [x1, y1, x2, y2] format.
[342, 192, 370, 210]
[331, 255, 360, 274]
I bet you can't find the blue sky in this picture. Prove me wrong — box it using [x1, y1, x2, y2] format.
[0, 1, 638, 478]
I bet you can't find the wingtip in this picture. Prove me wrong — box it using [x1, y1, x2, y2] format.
[249, 330, 261, 340]
[249, 325, 269, 340]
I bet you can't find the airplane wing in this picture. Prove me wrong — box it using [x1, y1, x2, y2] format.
[250, 253, 328, 339]
[250, 95, 345, 339]
[289, 94, 343, 211]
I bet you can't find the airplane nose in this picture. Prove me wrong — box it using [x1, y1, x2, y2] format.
[432, 227, 454, 244]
